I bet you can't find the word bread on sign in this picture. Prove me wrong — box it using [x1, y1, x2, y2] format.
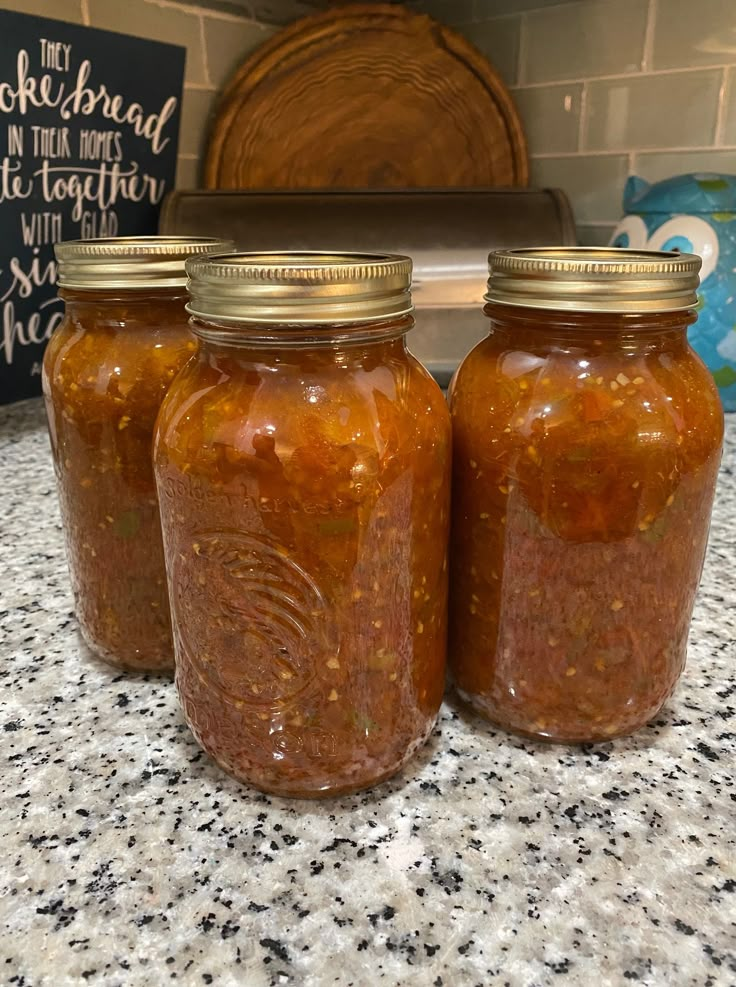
[0, 10, 184, 404]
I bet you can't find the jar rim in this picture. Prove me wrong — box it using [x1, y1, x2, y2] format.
[185, 251, 414, 325]
[55, 236, 234, 290]
[485, 247, 701, 313]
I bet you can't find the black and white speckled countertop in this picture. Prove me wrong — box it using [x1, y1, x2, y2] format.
[1, 398, 735, 987]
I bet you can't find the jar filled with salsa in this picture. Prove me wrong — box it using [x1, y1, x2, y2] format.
[44, 237, 232, 671]
[153, 252, 450, 797]
[449, 248, 723, 742]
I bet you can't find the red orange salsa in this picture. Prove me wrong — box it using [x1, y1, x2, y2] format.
[449, 305, 723, 742]
[43, 290, 196, 670]
[154, 322, 451, 796]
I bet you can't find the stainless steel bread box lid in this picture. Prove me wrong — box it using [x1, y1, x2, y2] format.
[159, 189, 576, 385]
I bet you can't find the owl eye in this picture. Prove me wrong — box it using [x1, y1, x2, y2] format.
[610, 215, 648, 249]
[645, 215, 719, 282]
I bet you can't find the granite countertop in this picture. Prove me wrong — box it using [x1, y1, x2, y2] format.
[1, 397, 734, 987]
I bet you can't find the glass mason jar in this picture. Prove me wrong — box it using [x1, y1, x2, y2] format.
[43, 237, 232, 671]
[449, 248, 724, 743]
[154, 253, 451, 797]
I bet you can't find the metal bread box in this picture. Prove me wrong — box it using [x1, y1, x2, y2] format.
[159, 189, 576, 385]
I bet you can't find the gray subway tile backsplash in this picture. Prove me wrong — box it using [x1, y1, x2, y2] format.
[523, 0, 648, 84]
[3, 0, 83, 21]
[530, 154, 630, 224]
[722, 68, 736, 145]
[175, 156, 201, 189]
[632, 148, 736, 183]
[178, 89, 218, 160]
[88, 0, 206, 85]
[583, 70, 723, 151]
[652, 0, 736, 71]
[512, 84, 583, 155]
[454, 16, 521, 87]
[203, 15, 275, 91]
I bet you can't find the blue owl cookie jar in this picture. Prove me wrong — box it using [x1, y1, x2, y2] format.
[611, 173, 736, 411]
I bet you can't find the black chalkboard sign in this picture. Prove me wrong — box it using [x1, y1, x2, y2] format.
[0, 10, 185, 404]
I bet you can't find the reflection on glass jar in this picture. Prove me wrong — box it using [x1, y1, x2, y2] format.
[154, 253, 451, 797]
[449, 248, 724, 743]
[43, 237, 232, 671]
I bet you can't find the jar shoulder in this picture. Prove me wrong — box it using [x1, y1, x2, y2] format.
[450, 332, 724, 463]
[43, 312, 197, 420]
[155, 349, 451, 467]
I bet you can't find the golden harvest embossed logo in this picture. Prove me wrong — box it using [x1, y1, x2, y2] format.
[173, 529, 335, 712]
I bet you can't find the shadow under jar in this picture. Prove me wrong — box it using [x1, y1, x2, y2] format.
[449, 248, 724, 743]
[43, 237, 232, 672]
[154, 252, 451, 797]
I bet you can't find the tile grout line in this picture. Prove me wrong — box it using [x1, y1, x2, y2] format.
[641, 0, 657, 73]
[530, 145, 736, 159]
[470, 0, 588, 24]
[515, 62, 731, 91]
[577, 81, 588, 154]
[198, 13, 213, 90]
[713, 68, 729, 147]
[516, 12, 528, 88]
[144, 0, 265, 25]
[469, 9, 521, 24]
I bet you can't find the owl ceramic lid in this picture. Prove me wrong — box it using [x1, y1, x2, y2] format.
[623, 172, 736, 214]
[610, 172, 734, 283]
[610, 172, 736, 409]
[611, 173, 734, 281]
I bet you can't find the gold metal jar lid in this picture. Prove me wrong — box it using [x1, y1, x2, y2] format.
[185, 252, 414, 324]
[485, 247, 701, 313]
[55, 236, 235, 290]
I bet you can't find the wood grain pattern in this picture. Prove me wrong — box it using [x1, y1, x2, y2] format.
[204, 3, 528, 190]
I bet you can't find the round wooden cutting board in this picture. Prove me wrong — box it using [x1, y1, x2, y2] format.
[204, 3, 528, 190]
